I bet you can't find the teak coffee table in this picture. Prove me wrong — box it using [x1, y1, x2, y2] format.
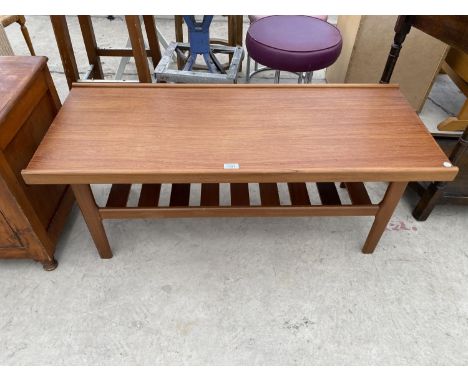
[22, 84, 457, 263]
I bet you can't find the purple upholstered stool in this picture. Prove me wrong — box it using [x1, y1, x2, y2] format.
[245, 16, 342, 83]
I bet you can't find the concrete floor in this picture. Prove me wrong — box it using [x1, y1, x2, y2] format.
[1, 16, 468, 365]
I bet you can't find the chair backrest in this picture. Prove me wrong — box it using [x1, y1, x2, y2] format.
[0, 24, 14, 55]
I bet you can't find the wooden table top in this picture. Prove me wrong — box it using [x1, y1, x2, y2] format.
[23, 83, 457, 184]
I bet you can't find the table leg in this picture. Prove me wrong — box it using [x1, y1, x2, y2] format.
[71, 184, 113, 259]
[362, 182, 408, 254]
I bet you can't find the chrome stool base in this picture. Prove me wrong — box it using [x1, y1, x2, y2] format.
[245, 53, 314, 84]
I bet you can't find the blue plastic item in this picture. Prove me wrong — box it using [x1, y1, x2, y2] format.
[182, 15, 225, 73]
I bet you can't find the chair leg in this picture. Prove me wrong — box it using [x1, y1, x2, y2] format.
[274, 70, 280, 84]
[174, 15, 184, 70]
[412, 182, 446, 221]
[305, 71, 313, 83]
[412, 127, 468, 221]
[142, 15, 162, 69]
[245, 53, 251, 83]
[125, 15, 152, 83]
[17, 16, 35, 55]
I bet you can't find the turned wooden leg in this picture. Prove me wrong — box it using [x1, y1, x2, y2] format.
[17, 16, 36, 55]
[71, 184, 113, 259]
[362, 182, 408, 254]
[42, 259, 58, 271]
[380, 16, 412, 84]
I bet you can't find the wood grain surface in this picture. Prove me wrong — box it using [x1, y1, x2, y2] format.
[22, 84, 457, 184]
[0, 56, 46, 125]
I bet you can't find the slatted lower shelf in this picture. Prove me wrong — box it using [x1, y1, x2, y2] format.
[99, 182, 379, 219]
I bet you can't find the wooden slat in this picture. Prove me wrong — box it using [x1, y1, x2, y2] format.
[106, 184, 131, 207]
[95, 48, 152, 57]
[138, 184, 161, 207]
[259, 183, 280, 206]
[288, 183, 310, 205]
[316, 182, 341, 205]
[170, 183, 191, 206]
[230, 183, 250, 206]
[200, 183, 220, 206]
[99, 205, 379, 219]
[345, 182, 372, 205]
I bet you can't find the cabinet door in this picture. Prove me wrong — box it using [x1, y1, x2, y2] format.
[0, 210, 22, 249]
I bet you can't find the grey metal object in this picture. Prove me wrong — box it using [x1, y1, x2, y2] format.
[155, 41, 244, 84]
[274, 70, 280, 84]
[115, 20, 174, 81]
[245, 53, 313, 84]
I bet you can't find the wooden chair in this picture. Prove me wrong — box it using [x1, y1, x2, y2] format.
[50, 16, 162, 88]
[0, 24, 14, 55]
[438, 48, 468, 132]
[0, 15, 35, 55]
[380, 16, 468, 220]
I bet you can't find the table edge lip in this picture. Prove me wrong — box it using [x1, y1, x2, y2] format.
[22, 166, 458, 185]
[71, 82, 402, 90]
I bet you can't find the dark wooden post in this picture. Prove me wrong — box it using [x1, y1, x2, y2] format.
[379, 16, 413, 84]
[413, 128, 468, 220]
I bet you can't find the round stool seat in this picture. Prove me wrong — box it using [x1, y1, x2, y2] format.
[246, 16, 342, 73]
[248, 15, 328, 23]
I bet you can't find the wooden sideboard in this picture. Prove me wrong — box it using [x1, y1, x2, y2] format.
[0, 56, 74, 270]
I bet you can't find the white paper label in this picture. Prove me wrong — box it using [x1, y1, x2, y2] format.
[224, 163, 240, 169]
